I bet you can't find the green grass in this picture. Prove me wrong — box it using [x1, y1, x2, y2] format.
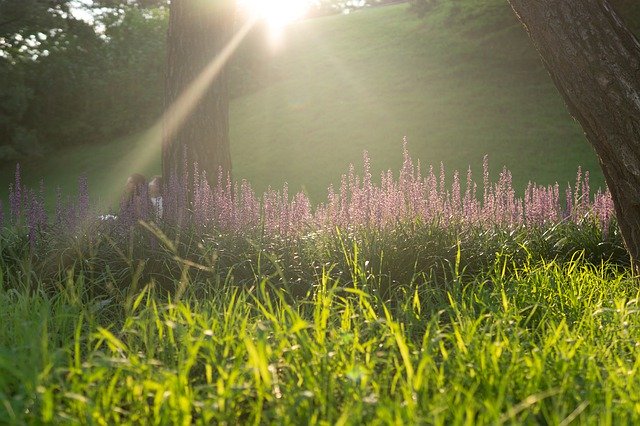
[231, 3, 602, 202]
[1, 244, 639, 423]
[2, 3, 639, 423]
[0, 2, 604, 208]
[0, 213, 634, 423]
[0, 179, 634, 423]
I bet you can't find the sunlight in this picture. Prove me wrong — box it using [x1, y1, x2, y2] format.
[101, 17, 258, 208]
[105, 1, 311, 206]
[238, 0, 312, 42]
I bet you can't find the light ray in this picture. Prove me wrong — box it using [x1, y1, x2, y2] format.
[100, 17, 258, 210]
[162, 17, 257, 144]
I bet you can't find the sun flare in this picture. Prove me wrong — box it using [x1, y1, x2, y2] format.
[238, 0, 312, 32]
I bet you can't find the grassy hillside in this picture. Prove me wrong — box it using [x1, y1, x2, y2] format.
[0, 2, 607, 207]
[231, 3, 602, 202]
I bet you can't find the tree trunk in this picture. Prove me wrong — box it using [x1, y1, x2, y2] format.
[162, 0, 234, 187]
[507, 0, 640, 270]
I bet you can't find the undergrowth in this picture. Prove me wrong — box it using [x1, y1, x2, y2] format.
[0, 242, 638, 424]
[0, 152, 635, 424]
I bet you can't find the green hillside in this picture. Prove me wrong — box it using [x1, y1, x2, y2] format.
[0, 2, 608, 206]
[230, 3, 602, 201]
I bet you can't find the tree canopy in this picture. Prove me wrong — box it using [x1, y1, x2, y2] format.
[0, 0, 168, 161]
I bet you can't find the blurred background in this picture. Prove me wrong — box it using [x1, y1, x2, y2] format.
[1, 0, 639, 209]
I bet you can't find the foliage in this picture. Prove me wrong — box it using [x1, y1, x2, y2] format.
[0, 147, 625, 299]
[0, 2, 167, 159]
[2, 0, 638, 185]
[407, 0, 640, 36]
[0, 2, 612, 203]
[310, 0, 405, 16]
[0, 0, 71, 40]
[0, 233, 638, 423]
[0, 139, 634, 423]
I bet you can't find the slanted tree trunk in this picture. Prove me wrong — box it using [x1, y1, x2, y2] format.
[508, 0, 640, 270]
[162, 0, 234, 187]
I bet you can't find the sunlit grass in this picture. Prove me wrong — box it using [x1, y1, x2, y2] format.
[0, 2, 636, 422]
[0, 161, 633, 422]
[1, 242, 638, 423]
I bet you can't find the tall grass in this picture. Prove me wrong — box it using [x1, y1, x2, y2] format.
[1, 251, 639, 424]
[1, 149, 635, 424]
[0, 146, 626, 297]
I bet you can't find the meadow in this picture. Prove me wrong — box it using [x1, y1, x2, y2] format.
[0, 2, 606, 207]
[2, 252, 639, 424]
[2, 1, 640, 424]
[1, 144, 638, 424]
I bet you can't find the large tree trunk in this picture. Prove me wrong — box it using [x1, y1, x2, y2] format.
[507, 0, 640, 269]
[162, 0, 234, 187]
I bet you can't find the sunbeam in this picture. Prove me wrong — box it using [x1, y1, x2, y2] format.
[101, 17, 258, 209]
[238, 0, 312, 29]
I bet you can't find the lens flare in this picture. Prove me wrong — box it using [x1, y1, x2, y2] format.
[238, 0, 311, 36]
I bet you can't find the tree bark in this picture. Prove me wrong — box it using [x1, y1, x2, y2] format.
[507, 0, 640, 270]
[162, 0, 234, 187]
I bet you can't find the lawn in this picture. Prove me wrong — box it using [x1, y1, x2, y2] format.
[0, 2, 603, 209]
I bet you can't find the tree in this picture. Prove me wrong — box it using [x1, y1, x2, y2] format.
[162, 0, 235, 187]
[0, 0, 76, 160]
[507, 0, 640, 269]
[0, 0, 70, 39]
[0, 0, 169, 162]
